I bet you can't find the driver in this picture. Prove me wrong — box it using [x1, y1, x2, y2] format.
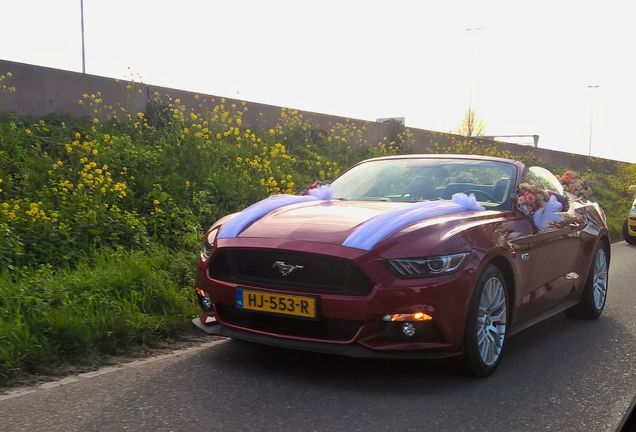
[408, 176, 438, 201]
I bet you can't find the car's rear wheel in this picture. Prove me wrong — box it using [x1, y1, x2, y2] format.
[623, 220, 636, 245]
[566, 242, 609, 319]
[461, 265, 508, 377]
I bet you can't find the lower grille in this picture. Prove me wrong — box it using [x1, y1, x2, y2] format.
[217, 305, 361, 341]
[209, 248, 373, 296]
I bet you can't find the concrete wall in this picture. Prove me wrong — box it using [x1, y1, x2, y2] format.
[0, 59, 625, 172]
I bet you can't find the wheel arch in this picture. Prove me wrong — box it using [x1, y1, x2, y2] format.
[599, 234, 610, 263]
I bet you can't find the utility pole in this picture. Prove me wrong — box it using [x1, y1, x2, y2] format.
[587, 84, 600, 156]
[80, 0, 86, 73]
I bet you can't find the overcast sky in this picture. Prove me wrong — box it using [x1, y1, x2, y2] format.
[1, 0, 635, 162]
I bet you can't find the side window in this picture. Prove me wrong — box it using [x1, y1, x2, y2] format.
[525, 166, 564, 195]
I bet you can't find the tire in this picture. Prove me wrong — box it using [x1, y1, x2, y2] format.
[565, 242, 609, 319]
[461, 265, 509, 377]
[623, 220, 636, 245]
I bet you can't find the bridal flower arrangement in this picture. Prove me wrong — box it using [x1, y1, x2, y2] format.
[559, 171, 592, 199]
[516, 182, 563, 230]
[516, 182, 550, 217]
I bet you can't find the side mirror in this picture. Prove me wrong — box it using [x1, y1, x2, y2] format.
[628, 185, 636, 194]
[549, 192, 570, 212]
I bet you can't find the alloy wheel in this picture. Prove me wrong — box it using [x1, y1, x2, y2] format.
[476, 276, 507, 366]
[593, 248, 608, 310]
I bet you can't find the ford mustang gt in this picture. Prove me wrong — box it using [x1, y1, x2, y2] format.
[192, 154, 610, 376]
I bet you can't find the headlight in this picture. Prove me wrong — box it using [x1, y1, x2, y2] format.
[201, 227, 220, 260]
[630, 206, 636, 216]
[387, 252, 469, 277]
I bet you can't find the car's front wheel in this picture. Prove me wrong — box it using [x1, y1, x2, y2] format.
[623, 220, 636, 245]
[461, 265, 508, 377]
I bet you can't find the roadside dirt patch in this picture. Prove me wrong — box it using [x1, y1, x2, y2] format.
[0, 330, 224, 393]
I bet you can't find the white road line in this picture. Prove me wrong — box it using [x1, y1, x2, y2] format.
[0, 338, 228, 402]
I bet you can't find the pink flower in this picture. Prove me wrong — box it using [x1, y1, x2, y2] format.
[525, 192, 536, 204]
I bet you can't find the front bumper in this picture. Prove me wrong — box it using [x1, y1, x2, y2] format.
[192, 317, 461, 359]
[628, 217, 636, 236]
[194, 238, 479, 356]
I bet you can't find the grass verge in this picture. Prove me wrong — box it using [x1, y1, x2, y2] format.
[0, 247, 198, 384]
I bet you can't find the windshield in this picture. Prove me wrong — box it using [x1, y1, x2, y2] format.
[525, 166, 565, 195]
[330, 158, 517, 210]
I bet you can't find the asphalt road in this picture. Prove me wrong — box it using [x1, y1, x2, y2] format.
[2, 243, 636, 432]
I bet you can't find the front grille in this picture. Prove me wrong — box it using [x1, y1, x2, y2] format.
[209, 248, 373, 296]
[217, 305, 361, 341]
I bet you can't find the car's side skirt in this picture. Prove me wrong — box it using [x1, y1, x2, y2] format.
[508, 299, 580, 337]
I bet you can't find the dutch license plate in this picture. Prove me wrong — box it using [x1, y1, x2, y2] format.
[235, 288, 317, 319]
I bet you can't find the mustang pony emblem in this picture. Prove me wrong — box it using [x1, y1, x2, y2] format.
[272, 261, 304, 277]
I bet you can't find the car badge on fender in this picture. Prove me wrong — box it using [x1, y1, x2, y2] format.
[272, 261, 304, 277]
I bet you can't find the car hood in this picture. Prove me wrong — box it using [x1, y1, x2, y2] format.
[236, 200, 496, 247]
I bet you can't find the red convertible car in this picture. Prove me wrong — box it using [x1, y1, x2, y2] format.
[192, 155, 609, 376]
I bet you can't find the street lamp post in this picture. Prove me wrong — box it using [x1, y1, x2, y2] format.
[587, 84, 599, 156]
[465, 27, 483, 114]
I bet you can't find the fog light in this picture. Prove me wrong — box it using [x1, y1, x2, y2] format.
[195, 287, 215, 312]
[401, 322, 416, 337]
[201, 296, 213, 310]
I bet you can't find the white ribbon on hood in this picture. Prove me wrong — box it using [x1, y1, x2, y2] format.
[341, 193, 485, 251]
[217, 189, 485, 251]
[217, 185, 332, 239]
